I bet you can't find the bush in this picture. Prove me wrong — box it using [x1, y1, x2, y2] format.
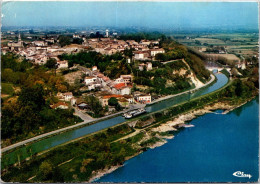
[2, 83, 14, 95]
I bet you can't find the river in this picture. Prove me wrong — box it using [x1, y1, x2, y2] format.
[98, 98, 259, 182]
[2, 73, 228, 168]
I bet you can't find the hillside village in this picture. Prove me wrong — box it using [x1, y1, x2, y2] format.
[3, 33, 165, 65]
[2, 31, 257, 147]
[2, 32, 172, 118]
[3, 30, 243, 120]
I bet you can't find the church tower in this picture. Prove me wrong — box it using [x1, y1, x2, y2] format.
[18, 33, 21, 42]
[18, 33, 23, 47]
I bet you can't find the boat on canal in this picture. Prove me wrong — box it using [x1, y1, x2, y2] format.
[124, 108, 146, 119]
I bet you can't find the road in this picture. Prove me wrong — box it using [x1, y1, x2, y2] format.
[161, 58, 183, 65]
[1, 74, 214, 153]
[2, 103, 145, 153]
[74, 107, 94, 121]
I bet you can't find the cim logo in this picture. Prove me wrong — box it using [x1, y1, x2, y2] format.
[233, 171, 252, 179]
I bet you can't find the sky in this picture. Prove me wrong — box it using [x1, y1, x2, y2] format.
[1, 1, 259, 30]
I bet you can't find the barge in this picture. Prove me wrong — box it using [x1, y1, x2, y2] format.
[124, 108, 146, 119]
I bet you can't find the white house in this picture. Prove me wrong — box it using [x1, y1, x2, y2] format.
[33, 41, 47, 47]
[87, 82, 102, 91]
[34, 55, 48, 65]
[115, 78, 124, 83]
[137, 94, 152, 104]
[139, 63, 146, 71]
[63, 92, 73, 101]
[150, 48, 165, 57]
[147, 62, 152, 71]
[70, 97, 77, 105]
[73, 34, 80, 38]
[134, 51, 149, 60]
[140, 40, 151, 46]
[92, 66, 98, 71]
[120, 75, 132, 83]
[123, 95, 134, 104]
[57, 60, 68, 69]
[85, 76, 97, 85]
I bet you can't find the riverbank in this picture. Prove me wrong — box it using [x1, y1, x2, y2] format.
[3, 77, 256, 183]
[89, 95, 257, 182]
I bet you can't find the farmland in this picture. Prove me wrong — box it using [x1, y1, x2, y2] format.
[173, 32, 258, 59]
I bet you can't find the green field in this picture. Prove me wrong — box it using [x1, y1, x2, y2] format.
[173, 32, 258, 58]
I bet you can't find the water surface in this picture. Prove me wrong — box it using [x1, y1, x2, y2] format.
[98, 98, 259, 182]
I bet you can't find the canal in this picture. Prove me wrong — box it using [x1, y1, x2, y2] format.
[1, 73, 228, 168]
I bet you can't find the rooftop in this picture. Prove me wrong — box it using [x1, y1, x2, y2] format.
[103, 94, 123, 99]
[113, 83, 132, 90]
[51, 101, 68, 109]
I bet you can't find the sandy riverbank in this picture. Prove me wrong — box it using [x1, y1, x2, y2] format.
[150, 101, 242, 134]
[88, 151, 142, 182]
[88, 165, 122, 182]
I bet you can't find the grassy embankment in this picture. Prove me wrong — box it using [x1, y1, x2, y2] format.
[2, 77, 258, 183]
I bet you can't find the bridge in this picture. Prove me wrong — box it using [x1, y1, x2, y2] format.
[205, 61, 231, 73]
[206, 66, 224, 72]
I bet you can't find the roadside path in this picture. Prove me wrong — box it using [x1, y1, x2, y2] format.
[1, 74, 214, 153]
[161, 58, 183, 65]
[2, 104, 145, 153]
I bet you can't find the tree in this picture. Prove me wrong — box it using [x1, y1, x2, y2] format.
[89, 33, 96, 38]
[85, 95, 104, 116]
[39, 161, 54, 180]
[153, 77, 166, 92]
[2, 68, 15, 83]
[108, 97, 119, 106]
[195, 40, 201, 45]
[72, 38, 83, 44]
[29, 29, 34, 34]
[124, 48, 134, 58]
[45, 58, 57, 69]
[58, 36, 71, 47]
[18, 84, 45, 110]
[234, 79, 243, 97]
[155, 53, 166, 61]
[108, 97, 122, 111]
[89, 31, 104, 39]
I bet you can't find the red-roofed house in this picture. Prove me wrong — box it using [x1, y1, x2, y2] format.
[112, 83, 132, 95]
[99, 94, 123, 106]
[51, 102, 69, 109]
